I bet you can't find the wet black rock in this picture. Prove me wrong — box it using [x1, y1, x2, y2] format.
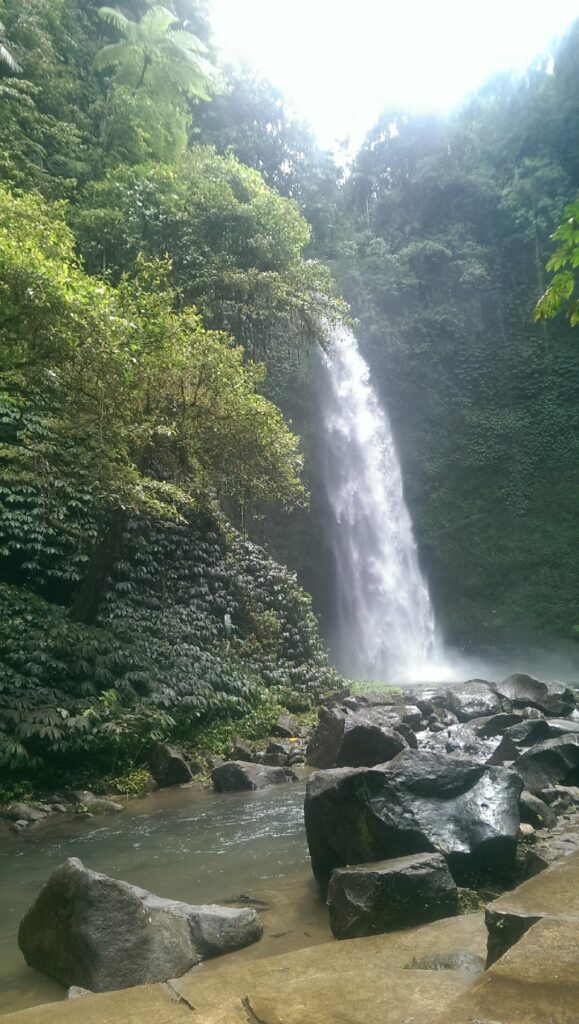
[211, 760, 298, 791]
[147, 744, 193, 787]
[515, 735, 579, 795]
[489, 718, 579, 766]
[327, 852, 457, 940]
[304, 749, 522, 890]
[491, 674, 576, 717]
[519, 791, 557, 830]
[306, 705, 407, 769]
[18, 857, 262, 991]
[444, 681, 501, 722]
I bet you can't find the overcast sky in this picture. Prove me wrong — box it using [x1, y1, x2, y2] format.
[209, 1, 579, 150]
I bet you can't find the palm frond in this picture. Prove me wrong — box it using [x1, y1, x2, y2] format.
[168, 29, 207, 55]
[0, 42, 22, 74]
[141, 6, 177, 37]
[98, 6, 131, 30]
[93, 40, 136, 72]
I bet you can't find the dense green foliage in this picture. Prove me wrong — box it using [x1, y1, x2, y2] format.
[2, 0, 579, 794]
[535, 198, 579, 325]
[0, 0, 343, 788]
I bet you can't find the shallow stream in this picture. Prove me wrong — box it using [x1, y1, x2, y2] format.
[0, 781, 327, 1015]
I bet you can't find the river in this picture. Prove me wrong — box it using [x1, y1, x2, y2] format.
[0, 781, 329, 1015]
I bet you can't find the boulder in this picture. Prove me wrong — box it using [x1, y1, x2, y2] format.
[1, 803, 48, 823]
[304, 749, 522, 889]
[444, 681, 501, 722]
[65, 791, 123, 814]
[491, 673, 576, 716]
[445, 720, 503, 762]
[266, 740, 295, 757]
[489, 717, 579, 765]
[519, 790, 557, 830]
[341, 690, 402, 712]
[327, 852, 457, 939]
[18, 857, 262, 991]
[271, 713, 301, 738]
[306, 705, 407, 769]
[147, 744, 193, 787]
[211, 761, 297, 792]
[514, 735, 579, 795]
[229, 739, 255, 762]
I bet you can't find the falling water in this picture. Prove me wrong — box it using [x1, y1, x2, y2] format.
[320, 323, 439, 682]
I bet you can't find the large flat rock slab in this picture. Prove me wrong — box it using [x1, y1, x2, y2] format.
[486, 848, 579, 963]
[171, 913, 486, 1022]
[0, 984, 192, 1024]
[433, 918, 579, 1023]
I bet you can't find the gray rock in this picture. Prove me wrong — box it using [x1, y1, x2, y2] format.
[519, 791, 557, 829]
[515, 735, 579, 795]
[266, 739, 294, 757]
[540, 784, 579, 809]
[65, 791, 123, 814]
[304, 749, 522, 890]
[18, 857, 262, 991]
[492, 673, 576, 717]
[271, 713, 301, 738]
[2, 803, 48, 823]
[327, 852, 458, 940]
[475, 713, 526, 737]
[404, 951, 485, 973]
[444, 681, 501, 722]
[306, 705, 407, 769]
[10, 820, 28, 833]
[211, 761, 298, 792]
[400, 705, 423, 730]
[229, 739, 255, 762]
[341, 690, 402, 712]
[258, 753, 289, 767]
[147, 744, 193, 787]
[489, 718, 579, 766]
[66, 986, 91, 999]
[51, 804, 68, 814]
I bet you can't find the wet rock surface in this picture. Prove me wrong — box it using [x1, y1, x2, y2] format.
[327, 852, 457, 939]
[515, 734, 579, 794]
[18, 857, 262, 991]
[491, 672, 576, 716]
[444, 680, 501, 722]
[211, 760, 298, 791]
[147, 744, 193, 787]
[305, 748, 522, 888]
[306, 701, 413, 770]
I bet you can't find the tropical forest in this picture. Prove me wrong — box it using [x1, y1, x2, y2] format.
[1, 2, 579, 1022]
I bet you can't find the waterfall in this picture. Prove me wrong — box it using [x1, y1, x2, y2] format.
[320, 323, 439, 682]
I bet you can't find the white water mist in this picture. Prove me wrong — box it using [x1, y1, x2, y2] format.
[321, 323, 440, 682]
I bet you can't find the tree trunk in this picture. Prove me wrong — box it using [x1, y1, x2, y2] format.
[69, 507, 128, 625]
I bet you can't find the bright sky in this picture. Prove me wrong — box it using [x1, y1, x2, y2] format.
[209, 1, 579, 151]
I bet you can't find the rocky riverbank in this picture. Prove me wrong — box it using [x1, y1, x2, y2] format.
[4, 672, 579, 1022]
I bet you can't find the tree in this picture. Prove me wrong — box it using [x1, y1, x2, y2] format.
[72, 147, 344, 372]
[95, 2, 220, 161]
[534, 198, 579, 325]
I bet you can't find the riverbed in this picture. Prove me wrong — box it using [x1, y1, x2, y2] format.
[0, 781, 329, 1016]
